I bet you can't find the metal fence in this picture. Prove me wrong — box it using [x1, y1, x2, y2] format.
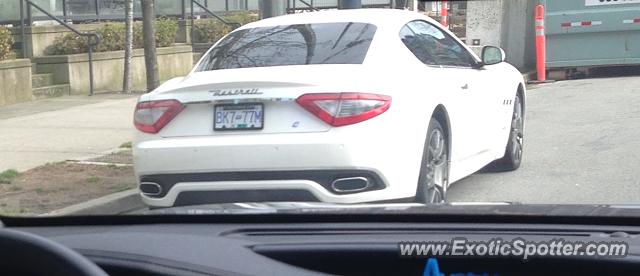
[1, 0, 403, 24]
[286, 0, 394, 12]
[1, 0, 258, 24]
[19, 0, 100, 95]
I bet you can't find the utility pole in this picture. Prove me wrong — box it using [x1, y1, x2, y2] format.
[123, 0, 133, 94]
[141, 0, 160, 92]
[338, 0, 361, 9]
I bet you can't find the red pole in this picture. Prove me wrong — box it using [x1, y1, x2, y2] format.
[535, 4, 546, 81]
[440, 1, 448, 28]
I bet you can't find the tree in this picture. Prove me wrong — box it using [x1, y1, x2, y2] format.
[141, 0, 159, 91]
[122, 0, 134, 93]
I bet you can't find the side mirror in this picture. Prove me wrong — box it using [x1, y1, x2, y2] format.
[481, 46, 506, 65]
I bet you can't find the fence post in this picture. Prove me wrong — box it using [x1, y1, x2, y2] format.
[190, 0, 194, 44]
[62, 0, 68, 22]
[181, 0, 186, 19]
[20, 0, 27, 58]
[26, 1, 33, 26]
[94, 0, 100, 22]
[535, 4, 546, 82]
[88, 41, 94, 96]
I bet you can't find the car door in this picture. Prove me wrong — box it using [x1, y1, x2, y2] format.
[400, 20, 491, 163]
[477, 60, 515, 150]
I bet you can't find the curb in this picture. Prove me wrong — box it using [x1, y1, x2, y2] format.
[522, 70, 536, 83]
[42, 189, 145, 216]
[67, 147, 131, 163]
[69, 160, 133, 167]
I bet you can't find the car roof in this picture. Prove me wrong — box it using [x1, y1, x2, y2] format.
[240, 8, 433, 29]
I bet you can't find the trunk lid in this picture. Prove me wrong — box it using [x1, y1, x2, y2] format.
[154, 65, 376, 137]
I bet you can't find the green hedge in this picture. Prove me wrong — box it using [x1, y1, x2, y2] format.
[154, 18, 179, 47]
[193, 20, 232, 44]
[224, 11, 260, 26]
[46, 18, 178, 55]
[193, 11, 259, 43]
[0, 26, 15, 60]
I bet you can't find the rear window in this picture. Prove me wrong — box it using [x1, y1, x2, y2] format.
[196, 22, 377, 71]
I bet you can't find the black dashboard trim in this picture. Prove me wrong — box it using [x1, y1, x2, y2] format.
[78, 249, 243, 276]
[4, 212, 640, 227]
[4, 219, 640, 276]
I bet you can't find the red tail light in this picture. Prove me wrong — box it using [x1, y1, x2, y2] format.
[134, 99, 184, 134]
[296, 93, 391, 127]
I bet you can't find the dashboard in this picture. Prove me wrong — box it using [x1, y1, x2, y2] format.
[2, 213, 640, 275]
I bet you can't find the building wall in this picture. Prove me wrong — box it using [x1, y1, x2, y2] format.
[0, 59, 33, 106]
[466, 0, 504, 49]
[33, 45, 193, 94]
[466, 0, 536, 71]
[501, 0, 536, 70]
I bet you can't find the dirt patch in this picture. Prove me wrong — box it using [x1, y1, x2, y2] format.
[0, 162, 136, 216]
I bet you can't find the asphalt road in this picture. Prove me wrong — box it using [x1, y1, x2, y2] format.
[447, 75, 640, 204]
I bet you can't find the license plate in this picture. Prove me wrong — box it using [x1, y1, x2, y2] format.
[214, 103, 264, 130]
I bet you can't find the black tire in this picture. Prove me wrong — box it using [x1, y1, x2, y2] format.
[416, 119, 449, 204]
[491, 92, 524, 171]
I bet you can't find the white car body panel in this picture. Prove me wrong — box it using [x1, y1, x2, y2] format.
[133, 9, 526, 207]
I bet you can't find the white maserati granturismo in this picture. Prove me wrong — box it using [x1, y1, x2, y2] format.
[133, 9, 526, 208]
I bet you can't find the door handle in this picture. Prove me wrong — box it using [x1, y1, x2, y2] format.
[461, 84, 469, 90]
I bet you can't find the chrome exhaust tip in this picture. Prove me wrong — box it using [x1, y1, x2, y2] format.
[140, 182, 162, 196]
[331, 177, 371, 193]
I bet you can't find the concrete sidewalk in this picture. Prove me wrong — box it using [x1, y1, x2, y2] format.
[0, 94, 139, 172]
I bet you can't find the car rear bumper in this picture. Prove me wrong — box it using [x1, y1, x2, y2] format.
[141, 178, 414, 207]
[134, 131, 424, 207]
